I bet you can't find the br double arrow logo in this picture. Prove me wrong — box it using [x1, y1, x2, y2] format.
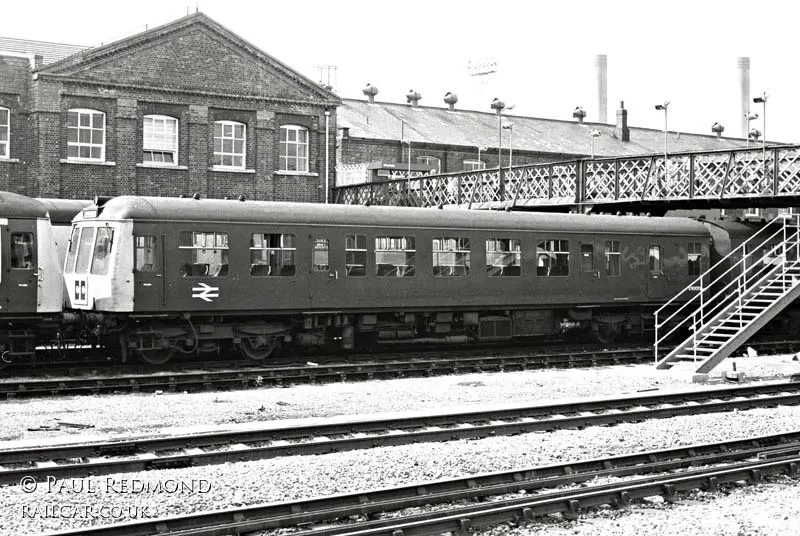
[191, 282, 220, 302]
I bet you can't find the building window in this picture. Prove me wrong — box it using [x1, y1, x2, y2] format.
[688, 242, 702, 277]
[433, 237, 470, 276]
[604, 240, 621, 277]
[213, 121, 246, 169]
[67, 109, 105, 161]
[0, 107, 9, 158]
[250, 233, 296, 277]
[463, 159, 485, 171]
[486, 238, 521, 277]
[580, 244, 594, 273]
[649, 245, 663, 275]
[179, 231, 229, 277]
[375, 236, 415, 277]
[417, 155, 441, 174]
[143, 115, 178, 165]
[345, 234, 367, 277]
[537, 240, 569, 277]
[279, 125, 308, 172]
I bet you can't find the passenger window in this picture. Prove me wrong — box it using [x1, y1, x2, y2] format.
[580, 244, 594, 273]
[65, 227, 80, 273]
[345, 235, 366, 277]
[537, 239, 569, 277]
[135, 236, 158, 272]
[250, 233, 296, 277]
[179, 231, 229, 277]
[90, 228, 114, 275]
[375, 236, 416, 277]
[312, 239, 329, 271]
[687, 242, 702, 276]
[74, 227, 96, 274]
[433, 237, 470, 276]
[486, 238, 521, 277]
[10, 233, 34, 269]
[649, 245, 663, 275]
[604, 240, 621, 277]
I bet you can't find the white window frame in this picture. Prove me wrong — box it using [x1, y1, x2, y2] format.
[279, 125, 309, 172]
[417, 155, 441, 174]
[143, 115, 178, 166]
[213, 120, 246, 169]
[0, 107, 9, 159]
[463, 159, 485, 171]
[744, 207, 762, 218]
[67, 108, 106, 162]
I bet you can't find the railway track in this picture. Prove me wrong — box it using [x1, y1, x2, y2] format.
[2, 338, 798, 399]
[43, 431, 800, 536]
[4, 380, 800, 486]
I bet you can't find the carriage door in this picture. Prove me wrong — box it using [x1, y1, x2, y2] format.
[578, 242, 601, 301]
[2, 219, 38, 314]
[133, 234, 164, 310]
[645, 243, 668, 299]
[308, 234, 341, 308]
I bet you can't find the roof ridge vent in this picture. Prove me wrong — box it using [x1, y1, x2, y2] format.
[444, 92, 458, 111]
[406, 90, 422, 107]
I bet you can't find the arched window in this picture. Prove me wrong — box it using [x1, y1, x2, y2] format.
[279, 125, 308, 172]
[67, 109, 106, 161]
[417, 155, 441, 174]
[143, 115, 178, 165]
[0, 107, 9, 159]
[213, 120, 246, 169]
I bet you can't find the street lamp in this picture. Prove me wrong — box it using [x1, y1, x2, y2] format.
[588, 129, 601, 159]
[477, 145, 487, 168]
[753, 92, 768, 169]
[654, 101, 670, 191]
[502, 122, 514, 168]
[744, 111, 758, 149]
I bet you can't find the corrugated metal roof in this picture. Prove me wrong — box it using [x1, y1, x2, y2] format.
[0, 37, 88, 65]
[339, 99, 751, 158]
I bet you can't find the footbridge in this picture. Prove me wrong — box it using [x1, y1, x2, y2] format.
[332, 145, 800, 213]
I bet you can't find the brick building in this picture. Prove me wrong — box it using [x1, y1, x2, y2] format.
[0, 13, 340, 202]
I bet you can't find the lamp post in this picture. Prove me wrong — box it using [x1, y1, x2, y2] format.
[401, 138, 412, 175]
[502, 122, 514, 169]
[753, 92, 768, 172]
[588, 129, 601, 159]
[477, 145, 487, 168]
[490, 98, 514, 168]
[744, 111, 758, 149]
[654, 101, 670, 192]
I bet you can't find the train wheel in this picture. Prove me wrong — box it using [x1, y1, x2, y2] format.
[239, 336, 280, 361]
[593, 322, 621, 344]
[137, 347, 176, 365]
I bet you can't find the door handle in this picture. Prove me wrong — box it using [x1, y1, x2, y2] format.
[329, 270, 339, 279]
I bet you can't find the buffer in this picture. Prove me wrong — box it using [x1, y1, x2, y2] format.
[654, 214, 800, 373]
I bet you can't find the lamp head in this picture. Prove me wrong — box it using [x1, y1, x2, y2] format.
[753, 93, 768, 104]
[745, 111, 759, 120]
[654, 101, 670, 111]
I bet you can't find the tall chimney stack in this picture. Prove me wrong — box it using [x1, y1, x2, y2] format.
[738, 57, 750, 137]
[595, 54, 608, 123]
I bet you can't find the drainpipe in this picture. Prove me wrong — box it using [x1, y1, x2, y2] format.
[325, 110, 330, 204]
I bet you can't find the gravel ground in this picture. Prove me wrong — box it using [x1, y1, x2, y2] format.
[1, 355, 799, 534]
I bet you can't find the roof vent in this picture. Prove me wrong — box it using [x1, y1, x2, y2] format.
[239, 195, 246, 202]
[406, 90, 422, 107]
[362, 83, 379, 103]
[444, 92, 458, 111]
[711, 123, 725, 137]
[573, 106, 587, 123]
[192, 192, 201, 200]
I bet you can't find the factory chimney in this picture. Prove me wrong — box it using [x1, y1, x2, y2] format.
[738, 57, 750, 137]
[595, 54, 608, 123]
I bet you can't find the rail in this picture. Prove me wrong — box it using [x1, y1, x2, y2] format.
[332, 144, 800, 210]
[654, 213, 800, 361]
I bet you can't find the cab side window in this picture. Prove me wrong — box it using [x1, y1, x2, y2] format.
[10, 233, 34, 269]
[135, 236, 158, 272]
[65, 227, 80, 273]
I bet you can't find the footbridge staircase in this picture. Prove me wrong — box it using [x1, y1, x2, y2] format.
[654, 214, 800, 373]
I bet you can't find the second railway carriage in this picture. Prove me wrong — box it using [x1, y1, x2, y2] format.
[64, 196, 713, 364]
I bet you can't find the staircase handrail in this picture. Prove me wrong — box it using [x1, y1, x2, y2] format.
[655, 214, 799, 359]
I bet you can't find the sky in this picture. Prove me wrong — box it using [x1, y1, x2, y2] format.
[6, 0, 800, 142]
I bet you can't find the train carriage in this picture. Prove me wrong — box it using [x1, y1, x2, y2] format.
[65, 196, 713, 364]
